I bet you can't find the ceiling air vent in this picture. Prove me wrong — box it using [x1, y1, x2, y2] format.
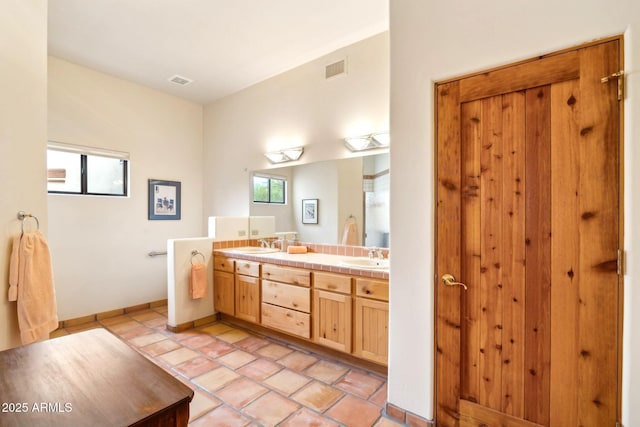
[325, 59, 346, 79]
[168, 75, 193, 86]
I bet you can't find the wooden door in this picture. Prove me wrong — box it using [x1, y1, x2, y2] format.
[435, 38, 622, 427]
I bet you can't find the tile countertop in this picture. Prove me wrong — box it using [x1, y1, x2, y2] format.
[213, 248, 389, 280]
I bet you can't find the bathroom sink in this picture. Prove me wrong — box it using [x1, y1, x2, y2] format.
[227, 246, 281, 254]
[340, 257, 389, 269]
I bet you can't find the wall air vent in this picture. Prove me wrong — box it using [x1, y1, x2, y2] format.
[325, 59, 346, 79]
[168, 75, 193, 86]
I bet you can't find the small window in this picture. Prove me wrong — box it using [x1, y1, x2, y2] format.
[253, 174, 286, 204]
[47, 142, 129, 197]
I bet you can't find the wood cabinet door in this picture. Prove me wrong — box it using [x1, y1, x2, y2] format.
[213, 270, 235, 316]
[435, 39, 622, 426]
[353, 297, 388, 365]
[235, 275, 260, 323]
[313, 290, 352, 352]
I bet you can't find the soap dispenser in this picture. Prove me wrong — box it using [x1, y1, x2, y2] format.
[274, 231, 299, 252]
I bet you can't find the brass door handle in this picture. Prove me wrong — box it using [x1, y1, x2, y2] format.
[441, 274, 468, 290]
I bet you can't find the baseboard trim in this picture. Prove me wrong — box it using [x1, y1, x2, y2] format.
[385, 402, 434, 426]
[165, 314, 219, 332]
[58, 299, 168, 329]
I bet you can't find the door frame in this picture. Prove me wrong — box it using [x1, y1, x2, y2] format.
[432, 34, 625, 424]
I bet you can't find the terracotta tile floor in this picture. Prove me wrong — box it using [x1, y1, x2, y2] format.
[52, 306, 404, 426]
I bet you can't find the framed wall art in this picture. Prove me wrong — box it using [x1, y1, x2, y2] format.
[148, 179, 181, 220]
[302, 198, 318, 224]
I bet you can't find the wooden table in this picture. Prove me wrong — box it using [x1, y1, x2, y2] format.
[0, 328, 193, 426]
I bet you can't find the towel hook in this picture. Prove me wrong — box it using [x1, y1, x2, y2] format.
[190, 250, 205, 265]
[17, 211, 40, 234]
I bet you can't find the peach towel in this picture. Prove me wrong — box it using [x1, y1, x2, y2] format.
[190, 263, 207, 299]
[287, 245, 308, 254]
[8, 231, 59, 345]
[341, 221, 358, 245]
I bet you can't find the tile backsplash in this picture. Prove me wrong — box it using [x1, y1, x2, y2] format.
[213, 239, 389, 259]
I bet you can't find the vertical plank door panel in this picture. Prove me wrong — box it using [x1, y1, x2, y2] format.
[523, 86, 552, 425]
[500, 90, 526, 418]
[576, 40, 620, 427]
[460, 100, 482, 405]
[435, 81, 463, 426]
[549, 79, 581, 427]
[478, 95, 504, 411]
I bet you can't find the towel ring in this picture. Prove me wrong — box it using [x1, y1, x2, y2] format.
[190, 250, 205, 265]
[17, 211, 40, 234]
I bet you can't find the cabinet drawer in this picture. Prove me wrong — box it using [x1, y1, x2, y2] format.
[262, 280, 310, 313]
[355, 278, 389, 302]
[235, 260, 260, 277]
[262, 264, 310, 287]
[213, 256, 234, 273]
[261, 303, 310, 339]
[314, 272, 352, 294]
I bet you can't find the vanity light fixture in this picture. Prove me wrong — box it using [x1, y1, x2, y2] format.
[344, 132, 390, 152]
[264, 147, 304, 164]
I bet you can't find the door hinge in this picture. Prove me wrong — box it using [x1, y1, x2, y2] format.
[601, 70, 625, 100]
[618, 249, 625, 276]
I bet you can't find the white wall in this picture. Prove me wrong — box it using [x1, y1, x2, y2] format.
[0, 0, 48, 350]
[47, 57, 204, 321]
[203, 32, 389, 219]
[389, 0, 640, 424]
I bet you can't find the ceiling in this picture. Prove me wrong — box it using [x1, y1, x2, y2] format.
[48, 0, 389, 105]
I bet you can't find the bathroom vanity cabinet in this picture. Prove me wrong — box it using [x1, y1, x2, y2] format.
[212, 253, 389, 366]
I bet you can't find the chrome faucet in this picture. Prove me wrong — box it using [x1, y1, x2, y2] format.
[368, 247, 384, 260]
[272, 237, 288, 252]
[258, 239, 269, 248]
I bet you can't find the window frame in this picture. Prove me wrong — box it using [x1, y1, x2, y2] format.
[252, 173, 287, 205]
[47, 142, 129, 197]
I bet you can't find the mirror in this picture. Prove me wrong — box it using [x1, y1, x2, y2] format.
[249, 153, 389, 247]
